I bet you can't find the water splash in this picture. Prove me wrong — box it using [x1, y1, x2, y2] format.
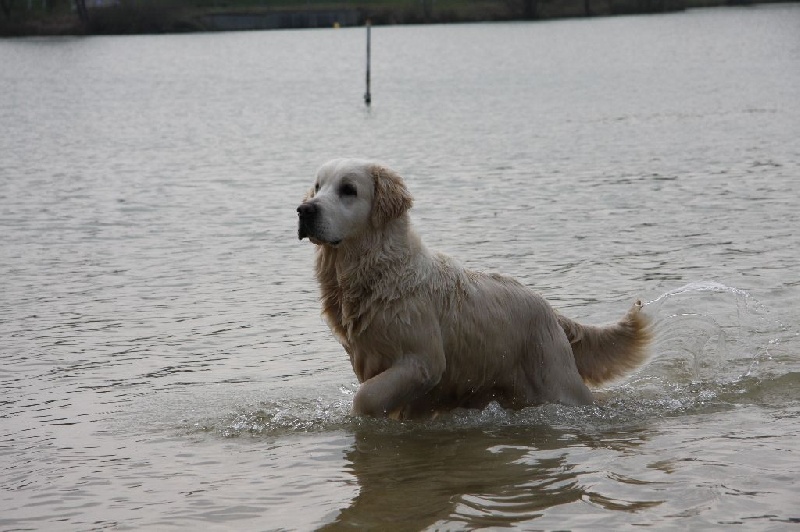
[644, 281, 751, 308]
[636, 281, 775, 382]
[184, 397, 355, 438]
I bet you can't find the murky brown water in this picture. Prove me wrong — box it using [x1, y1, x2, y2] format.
[2, 4, 799, 529]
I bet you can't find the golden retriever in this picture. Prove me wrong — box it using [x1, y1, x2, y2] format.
[297, 159, 651, 420]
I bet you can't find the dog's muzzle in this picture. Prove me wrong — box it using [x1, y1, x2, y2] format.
[297, 202, 317, 240]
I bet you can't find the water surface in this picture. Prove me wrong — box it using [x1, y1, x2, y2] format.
[1, 4, 799, 530]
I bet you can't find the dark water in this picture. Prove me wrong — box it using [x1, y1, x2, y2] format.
[1, 4, 799, 530]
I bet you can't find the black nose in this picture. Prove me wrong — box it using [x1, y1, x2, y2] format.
[297, 203, 317, 219]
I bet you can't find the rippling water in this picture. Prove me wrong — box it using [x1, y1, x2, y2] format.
[2, 4, 799, 530]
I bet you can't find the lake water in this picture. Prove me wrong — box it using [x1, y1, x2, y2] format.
[1, 4, 799, 530]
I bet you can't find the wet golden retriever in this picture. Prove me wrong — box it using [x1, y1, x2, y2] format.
[297, 159, 651, 419]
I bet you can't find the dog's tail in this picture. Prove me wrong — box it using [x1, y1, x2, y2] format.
[557, 300, 652, 387]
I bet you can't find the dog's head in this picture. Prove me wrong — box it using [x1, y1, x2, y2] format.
[297, 159, 413, 247]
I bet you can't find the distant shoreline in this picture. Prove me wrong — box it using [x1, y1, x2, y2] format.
[0, 0, 787, 37]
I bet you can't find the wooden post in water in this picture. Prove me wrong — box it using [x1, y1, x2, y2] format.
[364, 21, 372, 106]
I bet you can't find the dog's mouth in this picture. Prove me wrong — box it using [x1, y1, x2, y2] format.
[297, 202, 317, 242]
[297, 218, 317, 242]
[298, 223, 310, 241]
[309, 237, 341, 247]
[298, 224, 341, 247]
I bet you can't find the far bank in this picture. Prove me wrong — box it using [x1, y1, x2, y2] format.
[0, 0, 788, 37]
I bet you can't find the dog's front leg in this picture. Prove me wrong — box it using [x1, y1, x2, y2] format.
[352, 356, 442, 418]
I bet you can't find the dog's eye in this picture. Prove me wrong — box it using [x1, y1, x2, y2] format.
[314, 182, 320, 192]
[339, 183, 357, 197]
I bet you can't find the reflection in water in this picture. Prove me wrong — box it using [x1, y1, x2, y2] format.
[323, 422, 662, 529]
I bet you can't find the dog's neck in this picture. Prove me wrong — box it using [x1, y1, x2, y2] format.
[315, 214, 427, 340]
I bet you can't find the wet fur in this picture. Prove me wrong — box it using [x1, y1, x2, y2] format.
[298, 159, 651, 419]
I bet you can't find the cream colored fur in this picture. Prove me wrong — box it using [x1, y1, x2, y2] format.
[297, 159, 651, 419]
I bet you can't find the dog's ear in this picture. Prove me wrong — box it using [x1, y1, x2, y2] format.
[370, 164, 413, 228]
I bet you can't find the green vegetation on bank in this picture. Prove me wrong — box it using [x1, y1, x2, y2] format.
[0, 0, 779, 36]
